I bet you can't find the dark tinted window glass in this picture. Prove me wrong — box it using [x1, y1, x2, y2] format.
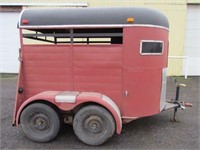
[141, 41, 163, 54]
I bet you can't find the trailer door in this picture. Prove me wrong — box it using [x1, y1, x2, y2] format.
[122, 27, 166, 118]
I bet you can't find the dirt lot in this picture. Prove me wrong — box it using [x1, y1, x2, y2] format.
[0, 75, 199, 149]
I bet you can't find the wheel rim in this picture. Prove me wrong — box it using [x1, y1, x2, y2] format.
[84, 115, 105, 134]
[30, 113, 50, 130]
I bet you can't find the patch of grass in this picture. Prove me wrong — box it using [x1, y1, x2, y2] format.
[0, 73, 18, 78]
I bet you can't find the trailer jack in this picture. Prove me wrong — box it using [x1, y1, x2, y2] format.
[169, 100, 192, 122]
[168, 79, 192, 122]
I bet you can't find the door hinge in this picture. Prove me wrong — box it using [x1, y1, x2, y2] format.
[18, 48, 23, 62]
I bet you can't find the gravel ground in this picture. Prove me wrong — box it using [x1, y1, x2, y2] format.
[0, 76, 199, 149]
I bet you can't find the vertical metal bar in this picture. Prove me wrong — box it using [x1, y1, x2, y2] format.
[36, 31, 38, 38]
[185, 56, 188, 79]
[54, 37, 57, 44]
[70, 29, 73, 44]
[69, 29, 74, 89]
[172, 85, 179, 121]
[175, 86, 180, 101]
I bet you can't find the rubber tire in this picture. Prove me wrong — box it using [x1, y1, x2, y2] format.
[73, 105, 115, 146]
[20, 103, 60, 143]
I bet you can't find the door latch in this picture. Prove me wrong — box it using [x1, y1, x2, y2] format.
[125, 90, 128, 97]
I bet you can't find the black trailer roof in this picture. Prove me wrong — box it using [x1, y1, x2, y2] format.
[19, 7, 169, 29]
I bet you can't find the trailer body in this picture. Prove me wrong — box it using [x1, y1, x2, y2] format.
[13, 7, 174, 145]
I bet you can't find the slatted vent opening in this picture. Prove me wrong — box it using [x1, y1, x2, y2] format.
[22, 28, 123, 45]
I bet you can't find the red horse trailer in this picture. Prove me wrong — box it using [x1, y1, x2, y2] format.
[13, 7, 192, 145]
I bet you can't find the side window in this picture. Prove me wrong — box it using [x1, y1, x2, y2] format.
[73, 28, 123, 44]
[22, 28, 123, 45]
[140, 40, 164, 55]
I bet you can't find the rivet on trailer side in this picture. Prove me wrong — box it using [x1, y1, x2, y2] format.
[13, 7, 192, 146]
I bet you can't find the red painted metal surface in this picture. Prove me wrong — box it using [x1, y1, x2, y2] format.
[22, 45, 72, 99]
[73, 45, 123, 110]
[122, 27, 168, 117]
[19, 44, 122, 103]
[13, 26, 169, 130]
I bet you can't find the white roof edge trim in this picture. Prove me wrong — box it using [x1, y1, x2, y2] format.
[19, 9, 26, 27]
[0, 3, 88, 7]
[19, 24, 169, 31]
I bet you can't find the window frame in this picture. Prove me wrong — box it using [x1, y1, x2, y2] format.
[140, 40, 164, 55]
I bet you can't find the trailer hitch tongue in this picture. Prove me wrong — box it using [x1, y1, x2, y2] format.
[182, 102, 193, 107]
[179, 101, 192, 110]
[178, 101, 193, 110]
[170, 100, 193, 122]
[180, 105, 185, 110]
[171, 80, 192, 122]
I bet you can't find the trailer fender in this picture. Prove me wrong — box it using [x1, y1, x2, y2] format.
[15, 91, 60, 126]
[15, 91, 122, 134]
[101, 94, 122, 134]
[76, 92, 122, 134]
